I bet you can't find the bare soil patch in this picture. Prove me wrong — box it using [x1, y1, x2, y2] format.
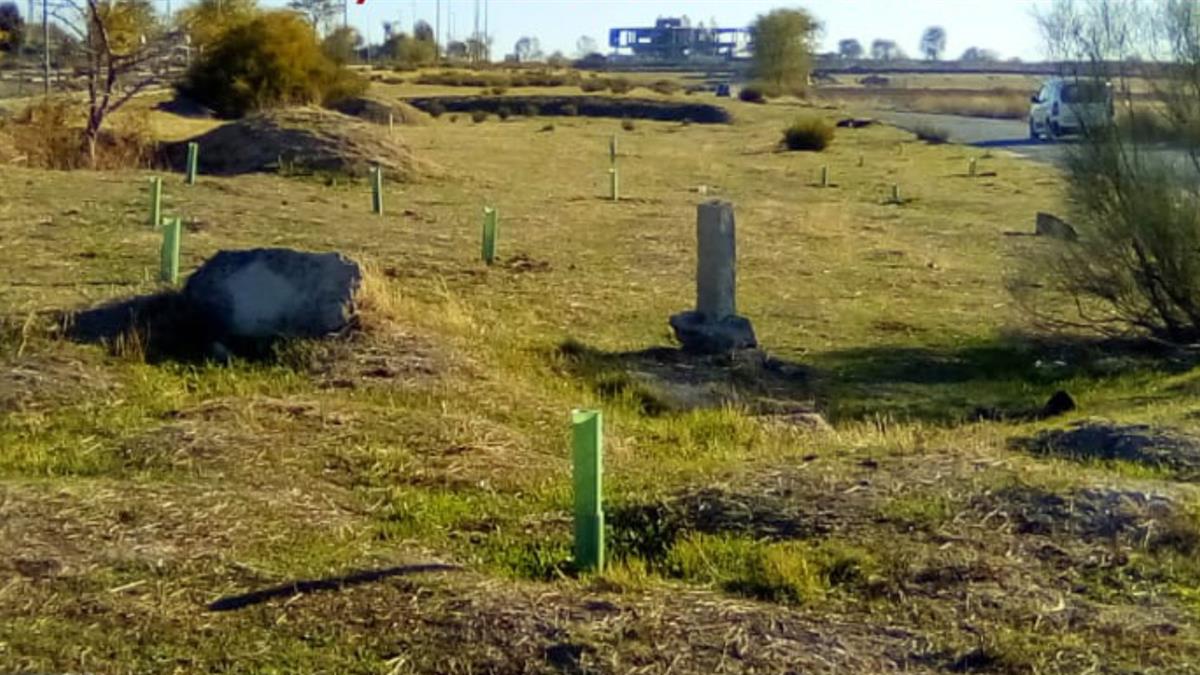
[1012, 420, 1200, 478]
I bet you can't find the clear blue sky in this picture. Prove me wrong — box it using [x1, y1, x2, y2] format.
[175, 1, 1054, 61]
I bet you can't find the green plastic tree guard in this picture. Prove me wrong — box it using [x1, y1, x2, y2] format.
[820, 165, 829, 187]
[481, 206, 498, 265]
[891, 184, 901, 204]
[609, 135, 617, 166]
[371, 166, 384, 215]
[185, 143, 198, 185]
[609, 168, 619, 202]
[160, 217, 181, 284]
[148, 176, 162, 227]
[572, 408, 604, 572]
[969, 157, 978, 177]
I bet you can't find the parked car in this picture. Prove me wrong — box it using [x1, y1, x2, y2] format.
[1029, 78, 1115, 140]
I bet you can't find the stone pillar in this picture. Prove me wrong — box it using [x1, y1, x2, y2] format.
[669, 201, 757, 354]
[696, 200, 736, 320]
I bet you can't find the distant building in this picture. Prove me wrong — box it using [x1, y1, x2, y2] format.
[608, 17, 749, 62]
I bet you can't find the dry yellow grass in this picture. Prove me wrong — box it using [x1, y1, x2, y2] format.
[2, 84, 1200, 672]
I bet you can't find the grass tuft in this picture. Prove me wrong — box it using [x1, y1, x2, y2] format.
[782, 116, 834, 151]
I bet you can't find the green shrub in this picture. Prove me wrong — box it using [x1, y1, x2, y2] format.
[738, 85, 766, 103]
[427, 101, 446, 118]
[621, 118, 635, 131]
[782, 116, 834, 151]
[523, 103, 540, 117]
[496, 105, 512, 121]
[471, 109, 488, 123]
[178, 11, 367, 118]
[490, 85, 508, 95]
[448, 114, 458, 123]
[561, 103, 578, 116]
[608, 77, 634, 94]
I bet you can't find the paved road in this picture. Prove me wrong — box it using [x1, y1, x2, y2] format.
[876, 110, 1200, 175]
[874, 110, 1070, 164]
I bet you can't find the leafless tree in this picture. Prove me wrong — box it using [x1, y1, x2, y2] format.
[1016, 0, 1200, 342]
[52, 0, 178, 165]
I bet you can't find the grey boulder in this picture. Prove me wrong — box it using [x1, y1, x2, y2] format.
[184, 248, 362, 341]
[669, 310, 757, 354]
[1035, 212, 1079, 241]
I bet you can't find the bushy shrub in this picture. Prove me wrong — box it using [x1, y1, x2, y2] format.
[471, 109, 488, 123]
[782, 116, 834, 151]
[512, 70, 577, 87]
[580, 78, 606, 93]
[648, 79, 681, 95]
[496, 105, 512, 121]
[1019, 112, 1200, 343]
[3, 98, 155, 170]
[416, 70, 507, 88]
[608, 77, 634, 94]
[5, 98, 83, 169]
[427, 101, 446, 118]
[561, 103, 579, 116]
[490, 85, 508, 95]
[621, 118, 635, 131]
[739, 85, 766, 103]
[179, 11, 366, 118]
[448, 114, 459, 123]
[523, 103, 540, 117]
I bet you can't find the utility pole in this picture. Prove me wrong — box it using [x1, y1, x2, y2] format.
[41, 0, 48, 96]
[472, 0, 478, 62]
[483, 0, 489, 61]
[435, 0, 440, 57]
[342, 0, 348, 29]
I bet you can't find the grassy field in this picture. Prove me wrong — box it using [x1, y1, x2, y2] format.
[3, 85, 1200, 673]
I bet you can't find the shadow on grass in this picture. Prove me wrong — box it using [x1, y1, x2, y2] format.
[808, 334, 1196, 424]
[61, 291, 218, 363]
[553, 339, 815, 416]
[558, 334, 1191, 425]
[208, 563, 460, 611]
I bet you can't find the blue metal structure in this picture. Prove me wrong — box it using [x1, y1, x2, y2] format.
[608, 18, 749, 61]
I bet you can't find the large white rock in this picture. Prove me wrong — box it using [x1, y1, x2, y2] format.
[184, 248, 361, 340]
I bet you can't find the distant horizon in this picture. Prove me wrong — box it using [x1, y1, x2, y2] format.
[140, 1, 1053, 63]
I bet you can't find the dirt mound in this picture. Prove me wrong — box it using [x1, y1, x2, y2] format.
[1011, 420, 1200, 478]
[328, 96, 430, 126]
[164, 107, 434, 180]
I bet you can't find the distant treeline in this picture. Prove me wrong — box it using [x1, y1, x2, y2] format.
[813, 58, 1176, 78]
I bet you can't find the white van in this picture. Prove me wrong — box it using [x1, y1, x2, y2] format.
[1029, 78, 1114, 140]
